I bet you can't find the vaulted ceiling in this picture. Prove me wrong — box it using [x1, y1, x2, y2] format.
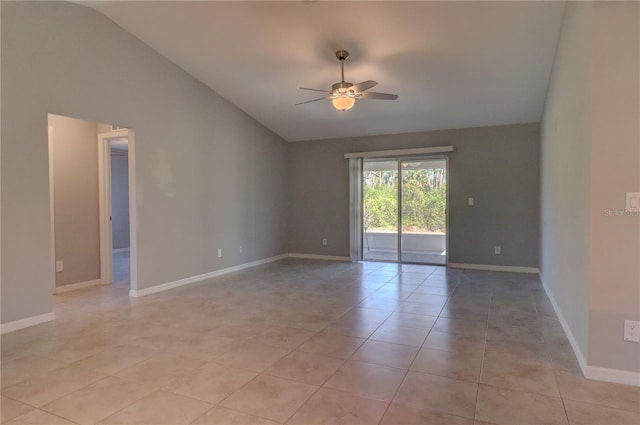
[88, 1, 565, 141]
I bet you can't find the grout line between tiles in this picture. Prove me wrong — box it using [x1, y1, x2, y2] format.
[473, 281, 492, 423]
[375, 268, 455, 424]
[534, 287, 572, 425]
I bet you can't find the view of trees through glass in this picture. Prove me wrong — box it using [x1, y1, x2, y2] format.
[364, 166, 446, 234]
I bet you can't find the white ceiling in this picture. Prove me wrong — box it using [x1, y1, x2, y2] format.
[88, 1, 565, 142]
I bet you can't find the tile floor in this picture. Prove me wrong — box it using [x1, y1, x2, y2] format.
[2, 259, 639, 424]
[112, 251, 130, 286]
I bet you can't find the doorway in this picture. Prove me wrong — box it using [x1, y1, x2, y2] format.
[48, 113, 137, 294]
[108, 138, 130, 285]
[98, 129, 135, 289]
[362, 157, 447, 265]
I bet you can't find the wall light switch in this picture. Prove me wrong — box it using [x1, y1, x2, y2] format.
[468, 197, 474, 206]
[626, 192, 640, 212]
[624, 320, 640, 342]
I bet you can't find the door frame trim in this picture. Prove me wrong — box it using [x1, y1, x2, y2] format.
[48, 125, 56, 292]
[97, 129, 138, 290]
[397, 160, 403, 262]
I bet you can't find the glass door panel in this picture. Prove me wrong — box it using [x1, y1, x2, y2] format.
[400, 159, 447, 264]
[363, 160, 399, 262]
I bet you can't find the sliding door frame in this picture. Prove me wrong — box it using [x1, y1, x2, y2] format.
[397, 160, 403, 262]
[361, 158, 401, 263]
[362, 155, 449, 265]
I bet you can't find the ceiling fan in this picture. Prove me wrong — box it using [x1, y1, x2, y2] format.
[296, 50, 398, 111]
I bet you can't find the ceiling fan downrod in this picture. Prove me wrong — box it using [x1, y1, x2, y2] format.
[336, 50, 350, 83]
[332, 50, 353, 93]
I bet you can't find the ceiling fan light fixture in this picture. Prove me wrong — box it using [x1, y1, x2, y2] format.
[332, 96, 355, 111]
[297, 50, 397, 110]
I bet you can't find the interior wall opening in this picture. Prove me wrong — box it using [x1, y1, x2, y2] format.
[48, 114, 136, 295]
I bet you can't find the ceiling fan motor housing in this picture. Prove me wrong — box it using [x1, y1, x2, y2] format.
[332, 81, 354, 94]
[335, 50, 350, 61]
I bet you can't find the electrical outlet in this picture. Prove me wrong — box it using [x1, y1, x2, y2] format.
[494, 246, 501, 255]
[468, 197, 474, 206]
[322, 238, 327, 246]
[626, 192, 640, 212]
[217, 249, 222, 258]
[55, 260, 63, 272]
[624, 320, 640, 342]
[239, 246, 243, 253]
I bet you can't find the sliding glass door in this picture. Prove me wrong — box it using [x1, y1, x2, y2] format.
[363, 157, 447, 265]
[400, 159, 447, 264]
[363, 160, 399, 262]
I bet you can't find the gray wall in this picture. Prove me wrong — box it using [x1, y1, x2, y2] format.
[49, 114, 101, 288]
[1, 1, 288, 324]
[542, 1, 640, 374]
[110, 150, 130, 250]
[540, 1, 592, 364]
[288, 123, 540, 268]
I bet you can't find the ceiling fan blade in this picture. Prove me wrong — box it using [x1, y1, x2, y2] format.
[351, 80, 378, 93]
[299, 87, 331, 93]
[358, 91, 398, 100]
[295, 96, 332, 106]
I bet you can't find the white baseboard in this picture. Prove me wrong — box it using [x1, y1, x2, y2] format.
[129, 254, 289, 297]
[1, 312, 56, 334]
[541, 276, 640, 387]
[540, 276, 588, 375]
[113, 248, 130, 254]
[586, 365, 640, 387]
[128, 252, 354, 298]
[287, 253, 350, 262]
[54, 278, 103, 294]
[447, 262, 539, 274]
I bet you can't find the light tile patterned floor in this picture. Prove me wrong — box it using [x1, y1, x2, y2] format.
[2, 259, 639, 424]
[112, 251, 130, 286]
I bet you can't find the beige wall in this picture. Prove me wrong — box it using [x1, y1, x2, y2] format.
[588, 1, 639, 372]
[1, 1, 288, 324]
[288, 123, 541, 268]
[49, 114, 101, 288]
[542, 1, 640, 374]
